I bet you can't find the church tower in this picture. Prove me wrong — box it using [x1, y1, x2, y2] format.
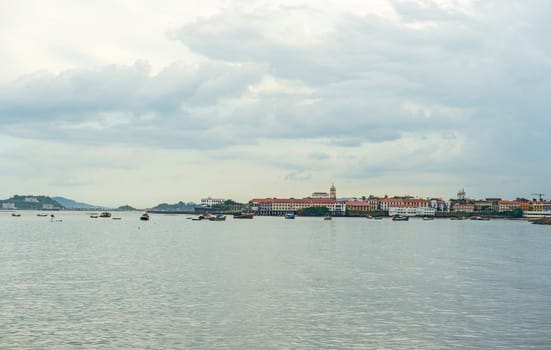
[330, 183, 336, 199]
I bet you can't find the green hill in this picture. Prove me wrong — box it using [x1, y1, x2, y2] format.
[0, 195, 64, 210]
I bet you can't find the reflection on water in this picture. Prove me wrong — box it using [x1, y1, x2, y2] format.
[0, 212, 550, 349]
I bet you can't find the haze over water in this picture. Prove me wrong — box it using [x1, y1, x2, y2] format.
[1, 212, 550, 349]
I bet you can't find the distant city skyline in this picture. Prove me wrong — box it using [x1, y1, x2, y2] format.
[1, 1, 550, 208]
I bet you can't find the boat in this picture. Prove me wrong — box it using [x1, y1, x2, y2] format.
[392, 215, 409, 221]
[37, 213, 48, 217]
[140, 213, 150, 221]
[90, 215, 98, 218]
[450, 217, 464, 220]
[423, 217, 434, 221]
[366, 215, 373, 219]
[373, 216, 383, 220]
[324, 216, 332, 220]
[11, 213, 21, 217]
[233, 212, 254, 219]
[112, 217, 122, 220]
[285, 213, 295, 219]
[99, 212, 111, 218]
[470, 216, 490, 221]
[209, 214, 226, 221]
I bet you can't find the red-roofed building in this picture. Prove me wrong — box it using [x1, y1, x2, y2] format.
[452, 203, 475, 213]
[346, 200, 378, 214]
[249, 197, 346, 216]
[497, 200, 522, 212]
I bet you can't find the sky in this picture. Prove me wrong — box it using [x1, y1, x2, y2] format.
[1, 0, 550, 207]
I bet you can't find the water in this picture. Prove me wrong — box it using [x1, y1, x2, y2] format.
[1, 212, 550, 349]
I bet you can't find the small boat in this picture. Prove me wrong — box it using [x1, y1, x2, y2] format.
[373, 216, 383, 220]
[450, 217, 464, 220]
[233, 212, 254, 219]
[99, 212, 111, 218]
[37, 213, 48, 217]
[392, 215, 409, 221]
[470, 216, 490, 221]
[324, 216, 332, 220]
[90, 215, 98, 218]
[366, 215, 373, 219]
[140, 213, 150, 221]
[285, 213, 295, 219]
[423, 217, 434, 221]
[209, 214, 226, 221]
[11, 213, 21, 217]
[112, 217, 122, 220]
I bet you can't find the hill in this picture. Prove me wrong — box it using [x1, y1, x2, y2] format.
[151, 201, 196, 212]
[0, 195, 64, 210]
[52, 196, 101, 209]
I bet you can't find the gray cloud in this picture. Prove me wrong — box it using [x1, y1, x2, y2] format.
[1, 0, 550, 198]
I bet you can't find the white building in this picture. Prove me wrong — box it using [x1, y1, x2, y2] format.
[389, 206, 436, 217]
[1, 202, 16, 209]
[200, 197, 226, 207]
[523, 211, 551, 219]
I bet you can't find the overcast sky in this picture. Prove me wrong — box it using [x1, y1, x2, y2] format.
[1, 0, 549, 207]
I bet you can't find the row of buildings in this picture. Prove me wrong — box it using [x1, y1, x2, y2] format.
[241, 186, 551, 218]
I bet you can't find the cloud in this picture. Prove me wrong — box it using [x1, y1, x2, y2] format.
[1, 0, 551, 202]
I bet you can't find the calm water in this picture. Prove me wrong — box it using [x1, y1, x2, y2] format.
[1, 212, 550, 349]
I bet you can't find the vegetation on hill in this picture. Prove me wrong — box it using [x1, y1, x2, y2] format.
[0, 195, 64, 210]
[117, 205, 137, 211]
[151, 201, 196, 211]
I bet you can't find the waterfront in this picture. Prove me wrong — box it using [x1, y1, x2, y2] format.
[1, 212, 550, 349]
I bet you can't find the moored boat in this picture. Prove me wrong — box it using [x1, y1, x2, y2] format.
[285, 213, 295, 219]
[423, 216, 434, 221]
[209, 214, 226, 221]
[140, 213, 150, 221]
[99, 212, 111, 218]
[324, 216, 332, 220]
[233, 212, 254, 219]
[392, 215, 409, 221]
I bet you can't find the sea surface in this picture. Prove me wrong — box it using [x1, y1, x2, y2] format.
[1, 212, 550, 349]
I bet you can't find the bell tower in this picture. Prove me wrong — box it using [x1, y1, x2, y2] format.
[330, 183, 336, 199]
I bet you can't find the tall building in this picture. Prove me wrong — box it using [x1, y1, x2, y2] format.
[330, 183, 336, 199]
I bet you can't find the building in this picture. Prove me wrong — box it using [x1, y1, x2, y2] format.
[200, 197, 226, 207]
[249, 197, 345, 216]
[330, 183, 336, 200]
[452, 203, 475, 213]
[311, 192, 329, 198]
[378, 197, 428, 211]
[429, 198, 448, 212]
[346, 200, 377, 214]
[1, 202, 16, 209]
[389, 206, 436, 217]
[497, 200, 522, 212]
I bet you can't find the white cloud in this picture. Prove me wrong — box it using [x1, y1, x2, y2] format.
[0, 0, 550, 204]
